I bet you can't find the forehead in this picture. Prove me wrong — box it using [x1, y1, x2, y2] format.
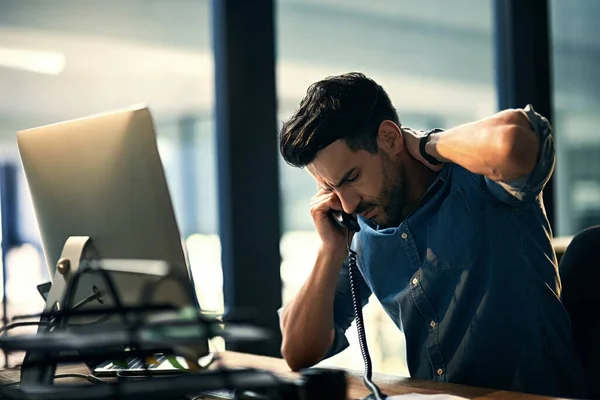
[307, 140, 369, 184]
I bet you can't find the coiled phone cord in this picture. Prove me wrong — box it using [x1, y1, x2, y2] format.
[347, 231, 387, 400]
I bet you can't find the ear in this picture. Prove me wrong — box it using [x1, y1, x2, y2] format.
[376, 120, 404, 155]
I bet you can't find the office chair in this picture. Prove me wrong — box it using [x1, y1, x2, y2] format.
[559, 225, 600, 399]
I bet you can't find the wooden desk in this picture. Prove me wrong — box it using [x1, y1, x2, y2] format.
[218, 352, 562, 399]
[0, 351, 561, 400]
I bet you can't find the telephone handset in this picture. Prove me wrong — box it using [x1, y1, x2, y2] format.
[328, 211, 386, 400]
[329, 210, 361, 233]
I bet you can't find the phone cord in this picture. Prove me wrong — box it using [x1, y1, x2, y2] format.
[347, 232, 387, 400]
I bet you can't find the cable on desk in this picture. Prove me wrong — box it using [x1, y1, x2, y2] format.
[0, 372, 106, 391]
[0, 321, 48, 334]
[53, 373, 107, 384]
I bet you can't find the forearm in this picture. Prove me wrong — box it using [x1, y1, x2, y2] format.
[426, 109, 539, 182]
[280, 249, 344, 371]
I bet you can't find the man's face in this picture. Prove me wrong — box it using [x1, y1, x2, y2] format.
[307, 139, 407, 227]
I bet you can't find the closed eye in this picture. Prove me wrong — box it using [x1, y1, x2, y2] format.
[346, 173, 359, 183]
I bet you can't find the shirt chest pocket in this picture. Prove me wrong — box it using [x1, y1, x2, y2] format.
[425, 189, 482, 270]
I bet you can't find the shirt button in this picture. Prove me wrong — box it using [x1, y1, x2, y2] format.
[430, 321, 436, 328]
[412, 278, 418, 285]
[401, 233, 408, 239]
[437, 368, 444, 376]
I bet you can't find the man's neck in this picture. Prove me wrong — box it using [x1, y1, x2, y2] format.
[401, 154, 439, 217]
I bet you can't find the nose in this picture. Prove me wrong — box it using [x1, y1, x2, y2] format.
[336, 187, 361, 215]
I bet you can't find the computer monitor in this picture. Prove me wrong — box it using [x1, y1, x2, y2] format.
[16, 106, 209, 366]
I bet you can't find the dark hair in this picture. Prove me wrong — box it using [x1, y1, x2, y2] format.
[279, 72, 400, 168]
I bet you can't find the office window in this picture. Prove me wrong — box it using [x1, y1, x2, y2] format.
[550, 0, 600, 237]
[0, 0, 221, 331]
[277, 0, 496, 375]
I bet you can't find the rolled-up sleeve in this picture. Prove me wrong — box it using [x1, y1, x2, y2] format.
[485, 104, 556, 205]
[277, 257, 372, 361]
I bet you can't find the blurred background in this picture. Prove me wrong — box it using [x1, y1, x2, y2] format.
[0, 0, 599, 377]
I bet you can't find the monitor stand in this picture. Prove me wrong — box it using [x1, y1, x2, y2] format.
[20, 236, 92, 387]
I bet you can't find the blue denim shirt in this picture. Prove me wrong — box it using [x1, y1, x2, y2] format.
[325, 106, 587, 398]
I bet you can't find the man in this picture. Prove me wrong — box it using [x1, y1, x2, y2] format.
[278, 73, 587, 398]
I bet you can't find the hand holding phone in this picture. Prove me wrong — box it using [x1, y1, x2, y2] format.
[310, 190, 356, 261]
